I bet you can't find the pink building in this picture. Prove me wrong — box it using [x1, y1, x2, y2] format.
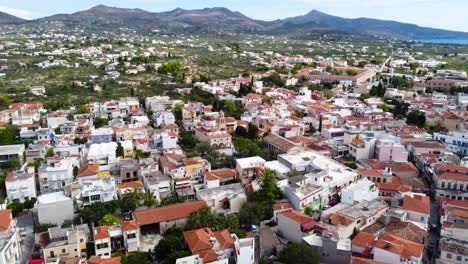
[375, 140, 408, 162]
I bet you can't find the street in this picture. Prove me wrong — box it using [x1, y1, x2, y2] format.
[17, 211, 36, 264]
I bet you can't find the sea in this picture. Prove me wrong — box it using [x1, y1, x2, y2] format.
[415, 39, 468, 45]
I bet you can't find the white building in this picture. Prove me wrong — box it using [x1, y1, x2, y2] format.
[153, 111, 176, 127]
[38, 157, 74, 194]
[0, 209, 21, 264]
[434, 131, 468, 156]
[36, 192, 75, 225]
[284, 175, 324, 211]
[196, 183, 247, 213]
[94, 221, 140, 259]
[87, 142, 118, 164]
[153, 132, 178, 150]
[341, 178, 378, 205]
[5, 166, 37, 203]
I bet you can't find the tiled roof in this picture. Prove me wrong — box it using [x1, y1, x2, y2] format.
[117, 180, 144, 190]
[374, 234, 424, 260]
[121, 220, 138, 232]
[351, 231, 376, 249]
[183, 228, 214, 253]
[437, 172, 468, 181]
[88, 256, 121, 264]
[94, 226, 110, 240]
[402, 195, 430, 215]
[134, 201, 207, 225]
[77, 163, 99, 177]
[279, 210, 312, 225]
[213, 229, 235, 250]
[0, 209, 12, 231]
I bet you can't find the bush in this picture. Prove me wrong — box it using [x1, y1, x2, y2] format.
[7, 202, 24, 217]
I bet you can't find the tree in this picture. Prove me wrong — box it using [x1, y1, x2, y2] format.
[7, 202, 24, 217]
[345, 161, 358, 169]
[46, 147, 55, 157]
[79, 200, 121, 224]
[279, 243, 320, 264]
[124, 252, 152, 264]
[155, 226, 190, 264]
[0, 124, 20, 146]
[116, 142, 124, 158]
[407, 110, 426, 128]
[318, 115, 323, 132]
[23, 198, 37, 210]
[247, 123, 259, 139]
[187, 206, 240, 232]
[120, 190, 144, 213]
[239, 202, 266, 226]
[73, 166, 79, 179]
[99, 213, 120, 226]
[235, 126, 248, 137]
[0, 158, 21, 171]
[304, 206, 313, 217]
[93, 117, 109, 129]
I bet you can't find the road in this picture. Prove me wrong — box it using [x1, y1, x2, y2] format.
[17, 211, 36, 264]
[421, 168, 440, 264]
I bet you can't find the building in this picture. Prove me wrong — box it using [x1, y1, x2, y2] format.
[427, 79, 456, 90]
[434, 131, 468, 156]
[322, 200, 389, 239]
[348, 138, 376, 161]
[0, 209, 21, 264]
[90, 127, 114, 144]
[0, 144, 25, 164]
[152, 132, 178, 150]
[153, 111, 176, 127]
[431, 163, 468, 200]
[235, 156, 266, 184]
[439, 238, 468, 264]
[5, 167, 36, 203]
[284, 175, 324, 211]
[38, 158, 74, 194]
[134, 201, 207, 234]
[277, 209, 316, 243]
[196, 183, 247, 213]
[194, 114, 232, 149]
[375, 140, 408, 163]
[87, 142, 118, 165]
[402, 194, 431, 225]
[75, 164, 117, 206]
[94, 220, 139, 258]
[36, 192, 75, 225]
[303, 231, 351, 264]
[340, 178, 378, 205]
[372, 234, 424, 263]
[39, 225, 90, 263]
[141, 171, 172, 201]
[276, 150, 360, 204]
[180, 227, 255, 264]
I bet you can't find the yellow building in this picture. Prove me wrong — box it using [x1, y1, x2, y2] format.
[41, 225, 89, 263]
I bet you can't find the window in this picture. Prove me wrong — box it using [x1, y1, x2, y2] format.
[127, 233, 136, 239]
[456, 256, 462, 261]
[420, 216, 425, 222]
[446, 253, 452, 259]
[61, 249, 66, 254]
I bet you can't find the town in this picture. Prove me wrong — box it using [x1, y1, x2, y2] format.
[0, 3, 468, 264]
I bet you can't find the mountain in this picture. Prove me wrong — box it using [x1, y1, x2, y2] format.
[283, 10, 468, 40]
[0, 11, 25, 24]
[37, 5, 159, 29]
[1, 5, 467, 40]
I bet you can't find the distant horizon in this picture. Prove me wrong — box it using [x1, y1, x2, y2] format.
[1, 0, 467, 32]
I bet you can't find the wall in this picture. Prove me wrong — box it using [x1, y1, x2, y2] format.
[37, 199, 75, 225]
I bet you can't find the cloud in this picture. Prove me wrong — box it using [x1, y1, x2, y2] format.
[0, 6, 35, 19]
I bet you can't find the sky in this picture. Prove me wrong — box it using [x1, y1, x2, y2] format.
[0, 0, 467, 32]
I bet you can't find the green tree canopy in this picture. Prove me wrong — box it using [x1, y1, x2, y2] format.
[99, 213, 120, 226]
[279, 243, 320, 264]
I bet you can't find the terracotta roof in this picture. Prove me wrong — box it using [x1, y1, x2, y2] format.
[374, 234, 424, 260]
[183, 228, 214, 253]
[437, 172, 468, 181]
[183, 159, 201, 166]
[134, 201, 207, 225]
[121, 220, 137, 232]
[94, 226, 110, 240]
[0, 209, 12, 231]
[357, 168, 383, 176]
[325, 213, 354, 226]
[204, 168, 237, 181]
[273, 201, 293, 211]
[279, 210, 312, 224]
[213, 229, 235, 250]
[402, 195, 430, 215]
[385, 222, 426, 244]
[435, 163, 468, 173]
[440, 197, 468, 209]
[88, 256, 121, 264]
[117, 180, 144, 190]
[77, 163, 99, 177]
[352, 231, 376, 249]
[376, 183, 412, 193]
